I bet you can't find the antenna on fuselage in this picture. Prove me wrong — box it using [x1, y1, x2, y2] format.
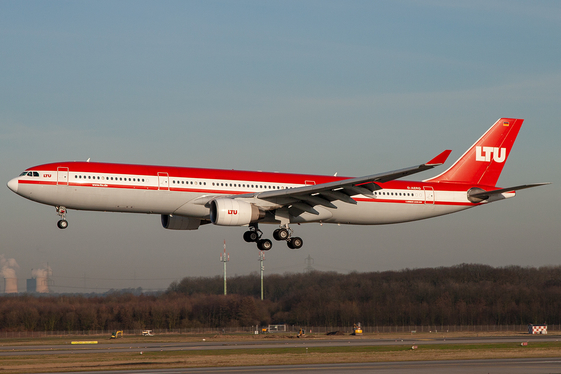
[86, 158, 91, 162]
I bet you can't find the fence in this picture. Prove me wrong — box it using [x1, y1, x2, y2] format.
[1, 324, 559, 338]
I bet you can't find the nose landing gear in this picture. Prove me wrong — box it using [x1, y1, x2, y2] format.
[56, 206, 68, 229]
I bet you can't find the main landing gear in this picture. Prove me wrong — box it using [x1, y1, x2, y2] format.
[243, 223, 303, 251]
[56, 206, 68, 229]
[243, 224, 272, 250]
[274, 225, 303, 250]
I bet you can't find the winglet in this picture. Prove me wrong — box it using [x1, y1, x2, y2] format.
[426, 150, 452, 166]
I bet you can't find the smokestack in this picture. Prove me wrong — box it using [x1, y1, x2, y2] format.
[1, 255, 18, 293]
[31, 263, 52, 293]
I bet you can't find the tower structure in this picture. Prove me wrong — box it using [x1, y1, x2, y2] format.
[304, 255, 315, 272]
[259, 251, 265, 300]
[220, 240, 229, 295]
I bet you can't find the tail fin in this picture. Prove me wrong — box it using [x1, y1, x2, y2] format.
[426, 118, 523, 186]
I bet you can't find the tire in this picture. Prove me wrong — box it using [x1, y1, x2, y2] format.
[277, 228, 289, 240]
[288, 237, 303, 250]
[244, 231, 258, 242]
[258, 239, 272, 251]
[57, 220, 68, 229]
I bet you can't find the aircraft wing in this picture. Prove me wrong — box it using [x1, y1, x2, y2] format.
[236, 150, 452, 214]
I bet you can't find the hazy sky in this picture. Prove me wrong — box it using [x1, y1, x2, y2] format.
[1, 1, 560, 293]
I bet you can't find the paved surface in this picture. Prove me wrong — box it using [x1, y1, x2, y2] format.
[30, 358, 561, 374]
[4, 335, 561, 373]
[1, 335, 559, 356]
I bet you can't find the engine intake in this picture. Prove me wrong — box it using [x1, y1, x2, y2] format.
[210, 199, 264, 226]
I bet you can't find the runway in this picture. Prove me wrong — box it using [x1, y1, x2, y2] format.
[1, 334, 559, 356]
[29, 358, 561, 374]
[4, 335, 561, 373]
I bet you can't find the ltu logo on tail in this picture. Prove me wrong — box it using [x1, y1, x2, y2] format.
[475, 146, 506, 163]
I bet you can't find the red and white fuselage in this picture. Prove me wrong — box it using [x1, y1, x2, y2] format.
[7, 163, 496, 223]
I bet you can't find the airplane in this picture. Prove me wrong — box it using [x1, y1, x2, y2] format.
[7, 118, 548, 251]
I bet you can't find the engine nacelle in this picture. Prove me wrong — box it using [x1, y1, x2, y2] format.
[210, 199, 264, 226]
[161, 214, 201, 230]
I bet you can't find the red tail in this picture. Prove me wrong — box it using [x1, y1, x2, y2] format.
[426, 118, 523, 186]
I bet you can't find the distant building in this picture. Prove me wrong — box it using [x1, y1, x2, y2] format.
[27, 278, 36, 293]
[528, 324, 547, 334]
[26, 277, 49, 293]
[3, 278, 17, 293]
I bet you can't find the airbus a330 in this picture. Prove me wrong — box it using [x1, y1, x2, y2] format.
[7, 118, 547, 251]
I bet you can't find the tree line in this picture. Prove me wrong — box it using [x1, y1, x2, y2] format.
[1, 264, 560, 331]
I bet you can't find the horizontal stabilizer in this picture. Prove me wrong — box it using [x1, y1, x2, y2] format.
[468, 183, 550, 202]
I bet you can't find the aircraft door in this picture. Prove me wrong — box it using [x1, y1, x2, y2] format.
[57, 167, 69, 186]
[158, 172, 169, 191]
[423, 186, 434, 204]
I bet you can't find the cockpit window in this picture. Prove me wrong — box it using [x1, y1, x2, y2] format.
[21, 171, 40, 177]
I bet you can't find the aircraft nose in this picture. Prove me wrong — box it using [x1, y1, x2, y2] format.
[7, 178, 18, 193]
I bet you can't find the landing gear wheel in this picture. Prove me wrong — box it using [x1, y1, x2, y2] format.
[287, 237, 303, 250]
[244, 231, 259, 242]
[55, 206, 68, 229]
[257, 239, 273, 251]
[273, 228, 289, 241]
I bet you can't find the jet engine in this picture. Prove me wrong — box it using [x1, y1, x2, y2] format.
[161, 214, 201, 230]
[210, 199, 264, 226]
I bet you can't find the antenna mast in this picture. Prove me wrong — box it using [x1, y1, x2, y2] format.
[259, 251, 265, 300]
[304, 255, 315, 272]
[220, 240, 229, 295]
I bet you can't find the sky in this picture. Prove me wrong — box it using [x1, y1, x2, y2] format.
[1, 0, 560, 293]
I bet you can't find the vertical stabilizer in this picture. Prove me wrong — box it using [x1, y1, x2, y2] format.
[426, 118, 523, 186]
